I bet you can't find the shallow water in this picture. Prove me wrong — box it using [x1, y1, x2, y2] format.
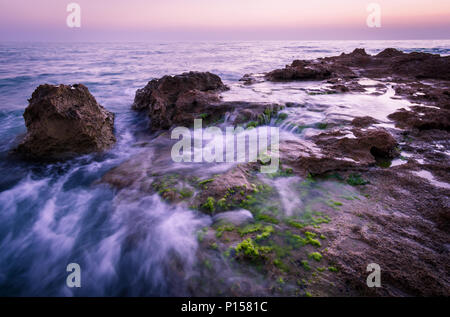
[412, 170, 450, 190]
[0, 40, 449, 296]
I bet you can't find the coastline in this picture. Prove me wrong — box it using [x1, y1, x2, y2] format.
[0, 44, 449, 296]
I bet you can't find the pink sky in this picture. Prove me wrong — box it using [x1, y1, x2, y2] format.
[0, 0, 449, 40]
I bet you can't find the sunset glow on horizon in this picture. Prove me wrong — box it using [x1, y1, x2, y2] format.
[1, 0, 449, 41]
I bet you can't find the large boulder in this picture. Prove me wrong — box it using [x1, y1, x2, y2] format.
[132, 71, 228, 130]
[16, 84, 116, 159]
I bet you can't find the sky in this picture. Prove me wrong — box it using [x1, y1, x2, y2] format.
[0, 0, 449, 41]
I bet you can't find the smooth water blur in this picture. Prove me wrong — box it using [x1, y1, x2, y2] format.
[0, 40, 449, 296]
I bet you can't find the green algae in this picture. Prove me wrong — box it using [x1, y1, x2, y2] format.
[273, 258, 289, 273]
[346, 173, 369, 186]
[301, 260, 311, 270]
[202, 197, 216, 213]
[215, 224, 235, 238]
[235, 238, 272, 260]
[328, 266, 338, 272]
[309, 252, 322, 262]
[255, 226, 275, 241]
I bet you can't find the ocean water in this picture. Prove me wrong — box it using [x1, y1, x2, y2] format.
[0, 40, 449, 296]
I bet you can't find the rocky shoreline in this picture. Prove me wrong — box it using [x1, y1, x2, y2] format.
[14, 48, 450, 296]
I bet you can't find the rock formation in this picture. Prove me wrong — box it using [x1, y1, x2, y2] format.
[132, 71, 229, 130]
[16, 84, 116, 159]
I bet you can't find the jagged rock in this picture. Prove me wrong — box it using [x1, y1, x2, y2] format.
[265, 60, 334, 81]
[281, 128, 398, 176]
[15, 84, 115, 159]
[351, 116, 379, 128]
[263, 48, 450, 83]
[388, 107, 450, 131]
[326, 48, 450, 80]
[375, 48, 405, 58]
[132, 71, 228, 130]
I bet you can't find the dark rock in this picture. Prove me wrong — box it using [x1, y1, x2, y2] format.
[317, 128, 398, 161]
[388, 107, 450, 131]
[132, 71, 228, 130]
[376, 48, 405, 58]
[15, 84, 116, 159]
[351, 116, 379, 128]
[265, 60, 334, 81]
[330, 84, 350, 93]
[281, 128, 398, 176]
[264, 48, 450, 83]
[239, 74, 257, 85]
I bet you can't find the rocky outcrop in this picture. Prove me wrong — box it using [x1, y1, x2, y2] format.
[104, 49, 449, 297]
[388, 107, 450, 131]
[281, 128, 399, 176]
[16, 84, 116, 159]
[132, 71, 229, 130]
[264, 48, 450, 83]
[351, 116, 379, 128]
[265, 60, 336, 81]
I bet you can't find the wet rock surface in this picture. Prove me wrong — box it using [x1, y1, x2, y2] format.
[106, 49, 450, 296]
[278, 128, 398, 176]
[324, 166, 450, 296]
[351, 116, 380, 128]
[132, 71, 286, 131]
[275, 47, 450, 81]
[15, 84, 116, 159]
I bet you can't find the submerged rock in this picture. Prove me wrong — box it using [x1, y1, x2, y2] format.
[16, 84, 116, 159]
[132, 71, 229, 130]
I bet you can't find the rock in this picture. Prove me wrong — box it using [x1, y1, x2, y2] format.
[132, 70, 284, 131]
[330, 84, 350, 93]
[351, 116, 379, 128]
[317, 128, 398, 161]
[392, 82, 450, 108]
[326, 78, 366, 93]
[15, 84, 116, 159]
[348, 48, 369, 56]
[212, 209, 254, 226]
[388, 107, 450, 131]
[263, 48, 450, 83]
[375, 48, 405, 58]
[265, 60, 334, 81]
[226, 102, 282, 125]
[329, 48, 450, 80]
[196, 165, 253, 204]
[239, 74, 257, 85]
[281, 128, 398, 176]
[132, 71, 228, 130]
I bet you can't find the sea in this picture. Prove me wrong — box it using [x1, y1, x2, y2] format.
[0, 40, 448, 296]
